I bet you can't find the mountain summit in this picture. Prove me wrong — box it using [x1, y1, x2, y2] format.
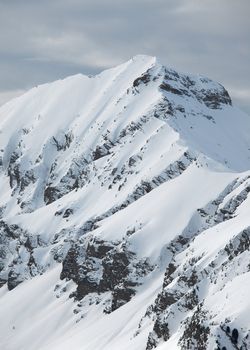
[0, 55, 250, 350]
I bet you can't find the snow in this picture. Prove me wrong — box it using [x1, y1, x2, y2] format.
[0, 55, 250, 350]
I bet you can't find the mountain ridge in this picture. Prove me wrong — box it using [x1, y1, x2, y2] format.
[0, 55, 250, 350]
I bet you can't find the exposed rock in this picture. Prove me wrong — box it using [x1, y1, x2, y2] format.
[179, 306, 210, 350]
[60, 239, 153, 308]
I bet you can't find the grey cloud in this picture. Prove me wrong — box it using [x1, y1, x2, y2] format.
[0, 0, 249, 113]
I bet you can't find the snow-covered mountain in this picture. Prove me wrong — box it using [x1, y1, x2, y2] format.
[0, 55, 250, 350]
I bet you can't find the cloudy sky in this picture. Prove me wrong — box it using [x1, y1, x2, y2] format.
[0, 0, 249, 113]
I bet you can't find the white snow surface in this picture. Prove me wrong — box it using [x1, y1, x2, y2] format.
[0, 55, 250, 350]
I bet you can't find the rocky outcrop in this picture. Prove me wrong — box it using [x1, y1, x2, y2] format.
[60, 238, 153, 311]
[0, 220, 48, 290]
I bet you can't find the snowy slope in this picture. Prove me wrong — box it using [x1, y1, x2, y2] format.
[0, 55, 250, 350]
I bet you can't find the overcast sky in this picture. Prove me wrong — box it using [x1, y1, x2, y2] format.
[0, 0, 249, 113]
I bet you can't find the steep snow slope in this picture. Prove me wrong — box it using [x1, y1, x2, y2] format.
[0, 55, 250, 350]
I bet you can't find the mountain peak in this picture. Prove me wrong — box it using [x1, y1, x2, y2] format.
[0, 56, 250, 350]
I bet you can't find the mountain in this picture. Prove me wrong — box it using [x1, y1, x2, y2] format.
[0, 55, 250, 350]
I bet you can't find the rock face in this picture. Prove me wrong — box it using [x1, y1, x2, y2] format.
[60, 238, 152, 311]
[0, 55, 250, 350]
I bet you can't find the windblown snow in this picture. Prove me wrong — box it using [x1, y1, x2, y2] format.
[0, 55, 250, 350]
